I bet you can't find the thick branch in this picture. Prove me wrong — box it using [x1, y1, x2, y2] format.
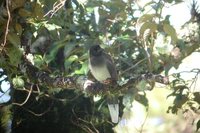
[24, 57, 169, 95]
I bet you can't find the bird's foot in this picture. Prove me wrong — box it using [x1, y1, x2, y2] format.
[84, 80, 104, 94]
[103, 78, 115, 85]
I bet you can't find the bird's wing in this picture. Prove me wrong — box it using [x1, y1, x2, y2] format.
[103, 52, 118, 81]
[102, 51, 119, 123]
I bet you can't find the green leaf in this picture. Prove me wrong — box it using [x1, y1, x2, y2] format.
[193, 92, 200, 104]
[0, 56, 6, 68]
[156, 41, 172, 55]
[44, 23, 61, 31]
[45, 38, 69, 63]
[7, 33, 20, 46]
[173, 94, 188, 108]
[12, 76, 24, 88]
[175, 0, 183, 3]
[10, 0, 26, 10]
[135, 93, 149, 108]
[138, 14, 156, 24]
[64, 42, 77, 59]
[64, 55, 78, 70]
[15, 23, 23, 35]
[7, 46, 23, 67]
[139, 22, 157, 37]
[47, 88, 62, 95]
[143, 1, 157, 8]
[86, 7, 94, 13]
[1, 105, 12, 128]
[163, 24, 178, 43]
[123, 91, 135, 109]
[18, 8, 31, 17]
[166, 0, 173, 3]
[136, 80, 152, 91]
[75, 61, 89, 75]
[33, 55, 45, 68]
[33, 2, 44, 19]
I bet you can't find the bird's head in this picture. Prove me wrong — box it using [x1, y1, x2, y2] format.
[89, 45, 103, 57]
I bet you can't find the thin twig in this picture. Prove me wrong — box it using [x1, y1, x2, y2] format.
[36, 84, 40, 93]
[139, 108, 149, 133]
[16, 85, 80, 102]
[43, 0, 65, 18]
[72, 105, 99, 133]
[21, 101, 53, 116]
[120, 58, 146, 76]
[189, 71, 199, 92]
[1, 0, 11, 52]
[12, 84, 33, 106]
[168, 68, 200, 76]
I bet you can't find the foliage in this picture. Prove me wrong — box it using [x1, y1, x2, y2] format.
[0, 0, 200, 132]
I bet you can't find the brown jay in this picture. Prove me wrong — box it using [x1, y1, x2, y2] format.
[89, 45, 119, 123]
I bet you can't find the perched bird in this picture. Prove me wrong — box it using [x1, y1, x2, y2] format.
[89, 45, 119, 123]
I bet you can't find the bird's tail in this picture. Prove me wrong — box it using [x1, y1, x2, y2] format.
[107, 97, 119, 123]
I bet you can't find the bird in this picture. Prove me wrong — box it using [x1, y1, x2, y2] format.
[88, 44, 119, 123]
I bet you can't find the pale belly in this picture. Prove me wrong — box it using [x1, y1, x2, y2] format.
[89, 64, 111, 82]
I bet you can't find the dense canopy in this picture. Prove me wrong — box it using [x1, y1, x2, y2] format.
[0, 0, 200, 132]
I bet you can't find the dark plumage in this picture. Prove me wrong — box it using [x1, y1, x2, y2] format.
[89, 45, 118, 82]
[89, 45, 119, 123]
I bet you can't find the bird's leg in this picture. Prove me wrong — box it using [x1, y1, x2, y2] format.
[84, 80, 105, 94]
[103, 78, 114, 85]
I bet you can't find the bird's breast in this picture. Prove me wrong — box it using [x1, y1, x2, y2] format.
[89, 64, 111, 82]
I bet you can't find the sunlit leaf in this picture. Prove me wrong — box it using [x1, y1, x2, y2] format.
[117, 35, 131, 40]
[44, 23, 61, 31]
[137, 14, 156, 24]
[86, 7, 94, 13]
[33, 55, 45, 68]
[156, 42, 171, 55]
[75, 61, 89, 75]
[139, 22, 157, 37]
[12, 76, 24, 88]
[64, 55, 78, 70]
[163, 24, 178, 43]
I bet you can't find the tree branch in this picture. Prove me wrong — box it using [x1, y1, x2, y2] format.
[0, 0, 11, 52]
[23, 55, 169, 96]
